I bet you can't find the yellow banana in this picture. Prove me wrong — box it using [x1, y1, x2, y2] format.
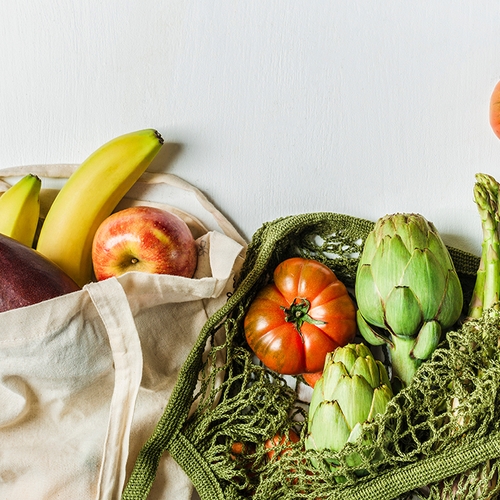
[36, 129, 164, 287]
[0, 174, 41, 247]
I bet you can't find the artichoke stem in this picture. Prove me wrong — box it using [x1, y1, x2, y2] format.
[388, 335, 421, 389]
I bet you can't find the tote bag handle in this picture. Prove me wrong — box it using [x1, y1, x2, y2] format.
[86, 278, 144, 500]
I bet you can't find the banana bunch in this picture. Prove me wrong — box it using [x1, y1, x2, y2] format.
[0, 173, 41, 247]
[0, 129, 164, 287]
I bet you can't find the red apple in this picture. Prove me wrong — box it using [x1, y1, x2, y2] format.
[91, 206, 198, 280]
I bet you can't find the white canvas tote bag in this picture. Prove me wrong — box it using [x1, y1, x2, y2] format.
[0, 165, 246, 500]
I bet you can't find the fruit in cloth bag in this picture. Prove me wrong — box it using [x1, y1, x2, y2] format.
[355, 213, 463, 389]
[305, 343, 393, 471]
[0, 233, 80, 312]
[36, 129, 164, 287]
[92, 206, 198, 280]
[0, 173, 41, 247]
[244, 257, 357, 375]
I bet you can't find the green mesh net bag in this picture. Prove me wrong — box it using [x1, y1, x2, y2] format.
[122, 212, 500, 500]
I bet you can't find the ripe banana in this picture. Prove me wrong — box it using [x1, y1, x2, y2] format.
[0, 173, 41, 247]
[36, 129, 164, 287]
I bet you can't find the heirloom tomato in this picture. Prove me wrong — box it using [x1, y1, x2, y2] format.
[244, 257, 357, 375]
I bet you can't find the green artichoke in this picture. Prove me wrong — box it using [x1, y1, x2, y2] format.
[305, 343, 393, 471]
[355, 213, 463, 389]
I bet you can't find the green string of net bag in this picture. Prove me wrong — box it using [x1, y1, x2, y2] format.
[121, 211, 500, 500]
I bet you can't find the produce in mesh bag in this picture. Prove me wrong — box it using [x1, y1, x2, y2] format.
[468, 173, 500, 319]
[305, 343, 393, 475]
[123, 211, 500, 500]
[122, 84, 500, 498]
[432, 172, 500, 500]
[355, 213, 463, 389]
[243, 256, 357, 375]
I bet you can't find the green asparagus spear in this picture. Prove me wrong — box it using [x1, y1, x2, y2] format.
[468, 173, 500, 318]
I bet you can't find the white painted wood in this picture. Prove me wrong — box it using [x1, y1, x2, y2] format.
[1, 1, 499, 254]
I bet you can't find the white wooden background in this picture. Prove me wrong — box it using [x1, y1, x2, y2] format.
[1, 2, 500, 255]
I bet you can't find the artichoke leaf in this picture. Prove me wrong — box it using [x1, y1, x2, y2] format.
[355, 264, 385, 327]
[351, 354, 380, 389]
[390, 335, 422, 388]
[344, 422, 365, 468]
[427, 230, 455, 270]
[346, 421, 365, 445]
[368, 384, 394, 421]
[356, 311, 392, 347]
[412, 321, 442, 361]
[436, 270, 463, 328]
[321, 361, 349, 402]
[332, 345, 358, 372]
[376, 360, 392, 388]
[371, 235, 411, 298]
[307, 400, 352, 452]
[333, 374, 374, 428]
[377, 215, 397, 239]
[411, 218, 431, 250]
[398, 215, 428, 251]
[308, 375, 325, 419]
[359, 231, 378, 263]
[401, 248, 447, 320]
[384, 285, 422, 337]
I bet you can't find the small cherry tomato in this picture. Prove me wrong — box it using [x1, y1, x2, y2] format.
[264, 430, 301, 461]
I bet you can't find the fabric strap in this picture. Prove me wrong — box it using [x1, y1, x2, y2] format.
[334, 432, 500, 500]
[86, 278, 144, 500]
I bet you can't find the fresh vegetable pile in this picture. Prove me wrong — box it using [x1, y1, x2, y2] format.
[121, 211, 486, 500]
[121, 83, 500, 499]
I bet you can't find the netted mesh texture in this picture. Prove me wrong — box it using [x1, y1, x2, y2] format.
[122, 212, 500, 500]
